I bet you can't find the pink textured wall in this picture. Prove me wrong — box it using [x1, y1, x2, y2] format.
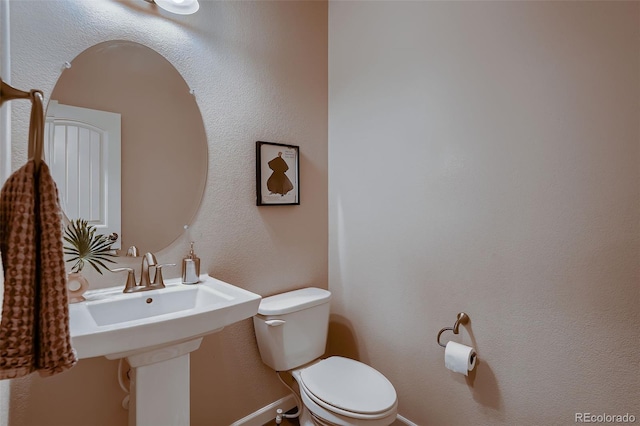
[329, 1, 639, 424]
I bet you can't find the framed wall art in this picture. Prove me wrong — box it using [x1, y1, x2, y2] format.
[256, 141, 300, 206]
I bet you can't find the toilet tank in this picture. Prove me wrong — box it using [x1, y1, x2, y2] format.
[253, 287, 331, 371]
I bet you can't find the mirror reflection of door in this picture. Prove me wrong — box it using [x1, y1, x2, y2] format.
[45, 101, 122, 249]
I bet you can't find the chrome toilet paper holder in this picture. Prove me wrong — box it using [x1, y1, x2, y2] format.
[437, 312, 469, 348]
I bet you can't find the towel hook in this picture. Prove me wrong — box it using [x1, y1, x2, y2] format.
[437, 312, 469, 348]
[0, 77, 30, 106]
[0, 79, 45, 171]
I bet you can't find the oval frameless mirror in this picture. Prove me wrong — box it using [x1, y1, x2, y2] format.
[46, 40, 208, 254]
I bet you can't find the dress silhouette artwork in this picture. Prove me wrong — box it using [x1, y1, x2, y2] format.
[267, 152, 294, 196]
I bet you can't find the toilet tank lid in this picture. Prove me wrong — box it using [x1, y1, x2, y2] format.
[258, 287, 331, 315]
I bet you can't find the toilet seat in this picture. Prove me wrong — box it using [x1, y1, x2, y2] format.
[297, 357, 397, 420]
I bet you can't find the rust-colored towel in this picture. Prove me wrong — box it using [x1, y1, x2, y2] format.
[0, 160, 77, 379]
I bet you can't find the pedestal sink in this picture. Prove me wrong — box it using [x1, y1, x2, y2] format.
[68, 275, 261, 426]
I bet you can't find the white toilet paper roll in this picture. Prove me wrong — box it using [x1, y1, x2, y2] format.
[444, 341, 477, 376]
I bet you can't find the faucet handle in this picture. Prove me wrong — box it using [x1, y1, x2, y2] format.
[110, 267, 137, 293]
[153, 263, 176, 287]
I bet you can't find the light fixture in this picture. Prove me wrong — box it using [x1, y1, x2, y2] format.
[147, 0, 199, 15]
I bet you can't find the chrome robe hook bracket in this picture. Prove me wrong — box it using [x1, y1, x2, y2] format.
[437, 312, 469, 348]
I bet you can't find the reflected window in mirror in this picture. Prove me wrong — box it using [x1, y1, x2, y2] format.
[45, 101, 122, 249]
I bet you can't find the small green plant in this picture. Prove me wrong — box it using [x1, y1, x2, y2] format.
[63, 219, 116, 274]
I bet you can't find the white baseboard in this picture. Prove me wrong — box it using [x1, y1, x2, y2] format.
[230, 395, 418, 426]
[230, 395, 296, 426]
[396, 413, 419, 426]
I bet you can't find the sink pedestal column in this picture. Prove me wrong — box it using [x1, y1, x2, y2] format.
[126, 338, 203, 426]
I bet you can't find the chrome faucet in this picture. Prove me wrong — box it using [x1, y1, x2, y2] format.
[110, 252, 175, 293]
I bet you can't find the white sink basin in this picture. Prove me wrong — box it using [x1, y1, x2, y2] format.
[69, 274, 261, 359]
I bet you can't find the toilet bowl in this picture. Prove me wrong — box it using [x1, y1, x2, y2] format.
[253, 288, 398, 426]
[293, 357, 397, 426]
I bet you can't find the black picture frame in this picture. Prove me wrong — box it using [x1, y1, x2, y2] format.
[256, 141, 300, 206]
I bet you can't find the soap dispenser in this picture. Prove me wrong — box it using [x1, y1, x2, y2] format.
[182, 241, 200, 284]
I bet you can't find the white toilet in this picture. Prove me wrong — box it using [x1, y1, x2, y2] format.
[253, 287, 398, 426]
